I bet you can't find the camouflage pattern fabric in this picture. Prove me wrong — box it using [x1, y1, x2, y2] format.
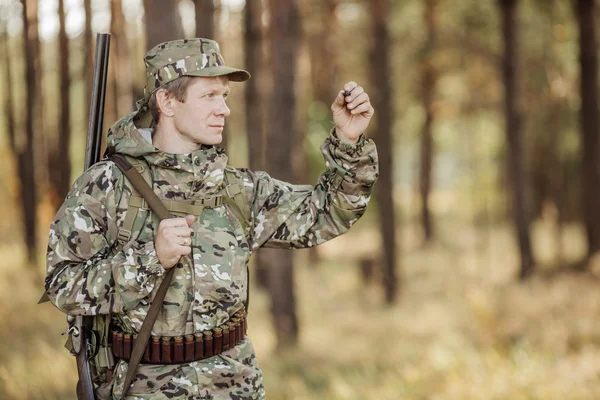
[143, 38, 250, 102]
[45, 109, 378, 399]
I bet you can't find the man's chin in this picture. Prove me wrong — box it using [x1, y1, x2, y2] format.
[203, 134, 223, 146]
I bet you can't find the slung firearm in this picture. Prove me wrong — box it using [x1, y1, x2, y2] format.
[76, 32, 111, 400]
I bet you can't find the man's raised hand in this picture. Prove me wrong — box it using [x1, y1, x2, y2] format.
[331, 81, 375, 144]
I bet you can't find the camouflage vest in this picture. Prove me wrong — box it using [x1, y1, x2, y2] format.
[88, 154, 252, 385]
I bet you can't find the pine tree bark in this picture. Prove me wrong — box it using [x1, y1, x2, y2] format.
[301, 0, 338, 266]
[305, 0, 338, 108]
[46, 0, 72, 206]
[419, 0, 437, 242]
[498, 0, 535, 278]
[112, 0, 133, 116]
[194, 0, 216, 38]
[574, 0, 600, 259]
[20, 0, 41, 266]
[244, 0, 270, 289]
[371, 0, 398, 303]
[1, 23, 16, 153]
[143, 0, 184, 49]
[266, 0, 299, 348]
[84, 0, 93, 120]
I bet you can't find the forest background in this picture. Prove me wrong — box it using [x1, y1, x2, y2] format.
[1, 0, 600, 399]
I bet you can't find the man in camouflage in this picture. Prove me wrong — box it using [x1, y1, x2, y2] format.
[45, 38, 378, 399]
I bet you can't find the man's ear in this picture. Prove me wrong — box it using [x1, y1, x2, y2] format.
[156, 89, 175, 117]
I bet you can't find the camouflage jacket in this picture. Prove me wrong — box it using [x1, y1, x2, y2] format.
[45, 112, 379, 399]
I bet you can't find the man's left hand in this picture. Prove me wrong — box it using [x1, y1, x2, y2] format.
[331, 81, 375, 144]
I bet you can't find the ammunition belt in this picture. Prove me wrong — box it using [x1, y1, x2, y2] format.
[112, 310, 247, 364]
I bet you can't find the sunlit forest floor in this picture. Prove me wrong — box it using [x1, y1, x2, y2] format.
[1, 206, 600, 399]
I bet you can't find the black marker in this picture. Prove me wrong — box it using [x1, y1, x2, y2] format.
[343, 90, 352, 97]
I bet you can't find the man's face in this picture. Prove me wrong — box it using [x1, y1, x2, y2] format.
[171, 76, 231, 147]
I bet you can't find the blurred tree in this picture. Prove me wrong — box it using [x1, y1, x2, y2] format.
[370, 0, 398, 303]
[84, 0, 93, 121]
[266, 0, 300, 348]
[1, 8, 16, 154]
[245, 0, 264, 178]
[244, 0, 270, 289]
[304, 0, 337, 109]
[19, 0, 41, 266]
[46, 0, 71, 207]
[143, 0, 184, 49]
[419, 0, 438, 242]
[529, 0, 567, 266]
[195, 0, 216, 38]
[300, 0, 339, 266]
[574, 0, 600, 260]
[498, 0, 535, 278]
[109, 0, 133, 123]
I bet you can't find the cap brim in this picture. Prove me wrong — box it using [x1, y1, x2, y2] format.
[186, 66, 250, 82]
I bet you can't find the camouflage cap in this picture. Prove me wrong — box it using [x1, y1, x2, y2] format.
[143, 38, 250, 101]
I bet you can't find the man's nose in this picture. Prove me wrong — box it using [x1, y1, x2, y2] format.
[216, 99, 230, 117]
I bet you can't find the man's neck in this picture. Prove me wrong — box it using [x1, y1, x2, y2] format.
[152, 123, 201, 154]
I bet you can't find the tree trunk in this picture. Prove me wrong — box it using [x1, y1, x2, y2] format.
[46, 0, 71, 207]
[419, 0, 437, 242]
[305, 0, 338, 108]
[109, 0, 133, 124]
[113, 0, 133, 115]
[84, 0, 93, 121]
[194, 0, 216, 38]
[244, 0, 270, 289]
[20, 0, 41, 266]
[1, 24, 16, 153]
[301, 0, 338, 266]
[143, 0, 184, 49]
[371, 0, 398, 303]
[574, 0, 600, 259]
[266, 0, 299, 348]
[498, 0, 535, 278]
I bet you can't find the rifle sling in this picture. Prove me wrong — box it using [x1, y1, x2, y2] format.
[110, 154, 174, 398]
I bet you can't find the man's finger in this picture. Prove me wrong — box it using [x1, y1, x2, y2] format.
[178, 236, 192, 247]
[160, 217, 190, 229]
[185, 215, 196, 227]
[165, 226, 192, 238]
[345, 86, 364, 104]
[334, 90, 345, 107]
[347, 92, 369, 110]
[344, 81, 358, 93]
[351, 102, 373, 116]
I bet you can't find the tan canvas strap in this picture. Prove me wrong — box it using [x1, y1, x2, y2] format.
[222, 168, 251, 233]
[118, 195, 221, 244]
[117, 201, 141, 244]
[109, 154, 177, 399]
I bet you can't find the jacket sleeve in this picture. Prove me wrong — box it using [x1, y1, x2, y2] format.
[44, 161, 165, 316]
[248, 130, 379, 250]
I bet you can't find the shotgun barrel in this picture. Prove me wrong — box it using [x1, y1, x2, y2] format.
[85, 33, 111, 170]
[76, 32, 111, 400]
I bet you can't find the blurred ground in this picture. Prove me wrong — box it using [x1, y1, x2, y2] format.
[1, 210, 600, 399]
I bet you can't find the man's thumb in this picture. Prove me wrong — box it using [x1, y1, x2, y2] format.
[332, 90, 345, 110]
[185, 215, 196, 226]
